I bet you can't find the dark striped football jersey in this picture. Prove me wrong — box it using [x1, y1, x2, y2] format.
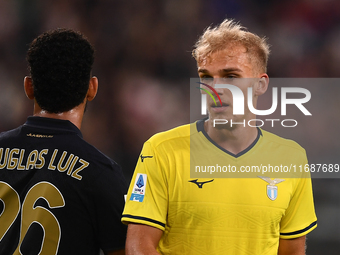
[0, 116, 127, 254]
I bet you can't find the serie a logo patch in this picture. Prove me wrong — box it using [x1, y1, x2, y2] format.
[130, 173, 147, 202]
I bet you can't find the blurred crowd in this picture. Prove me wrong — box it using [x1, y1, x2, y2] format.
[0, 0, 339, 252]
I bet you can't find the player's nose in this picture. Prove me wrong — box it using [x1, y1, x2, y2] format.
[212, 78, 225, 95]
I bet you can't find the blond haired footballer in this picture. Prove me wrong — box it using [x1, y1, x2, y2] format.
[122, 19, 317, 255]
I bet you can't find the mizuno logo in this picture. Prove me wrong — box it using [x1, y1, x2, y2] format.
[140, 154, 153, 162]
[189, 179, 214, 189]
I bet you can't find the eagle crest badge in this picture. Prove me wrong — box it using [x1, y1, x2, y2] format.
[258, 176, 285, 201]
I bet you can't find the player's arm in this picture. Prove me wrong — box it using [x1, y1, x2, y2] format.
[278, 236, 306, 255]
[126, 223, 163, 255]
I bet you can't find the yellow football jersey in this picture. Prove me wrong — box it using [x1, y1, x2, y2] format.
[122, 119, 317, 255]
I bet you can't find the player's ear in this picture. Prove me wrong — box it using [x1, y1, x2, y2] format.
[254, 74, 269, 96]
[87, 76, 98, 102]
[24, 76, 34, 100]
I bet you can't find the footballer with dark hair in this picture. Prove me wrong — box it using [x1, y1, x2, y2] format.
[0, 29, 127, 255]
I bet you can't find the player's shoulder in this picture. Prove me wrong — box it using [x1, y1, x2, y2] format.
[0, 126, 22, 140]
[261, 129, 306, 153]
[146, 123, 191, 148]
[76, 137, 120, 169]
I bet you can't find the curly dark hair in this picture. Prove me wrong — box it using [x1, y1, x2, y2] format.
[26, 28, 94, 113]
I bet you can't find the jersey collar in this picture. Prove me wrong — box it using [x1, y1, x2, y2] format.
[24, 116, 83, 138]
[196, 117, 262, 158]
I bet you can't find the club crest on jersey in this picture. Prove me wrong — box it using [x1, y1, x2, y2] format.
[258, 176, 285, 201]
[130, 173, 147, 202]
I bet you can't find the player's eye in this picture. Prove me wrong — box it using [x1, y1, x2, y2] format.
[224, 75, 237, 80]
[200, 75, 212, 80]
[199, 75, 213, 84]
[219, 75, 238, 83]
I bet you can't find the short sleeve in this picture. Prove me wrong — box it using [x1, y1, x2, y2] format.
[280, 168, 317, 239]
[122, 141, 168, 231]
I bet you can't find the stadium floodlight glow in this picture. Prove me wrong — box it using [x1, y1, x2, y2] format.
[200, 84, 312, 116]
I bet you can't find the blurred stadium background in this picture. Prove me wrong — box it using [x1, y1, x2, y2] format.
[0, 0, 339, 253]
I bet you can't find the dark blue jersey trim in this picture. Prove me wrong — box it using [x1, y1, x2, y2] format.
[196, 118, 262, 158]
[280, 221, 317, 236]
[122, 214, 165, 228]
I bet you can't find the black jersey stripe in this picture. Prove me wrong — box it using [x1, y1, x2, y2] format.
[122, 214, 165, 228]
[280, 221, 317, 236]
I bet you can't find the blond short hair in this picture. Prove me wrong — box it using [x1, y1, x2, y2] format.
[192, 19, 270, 73]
